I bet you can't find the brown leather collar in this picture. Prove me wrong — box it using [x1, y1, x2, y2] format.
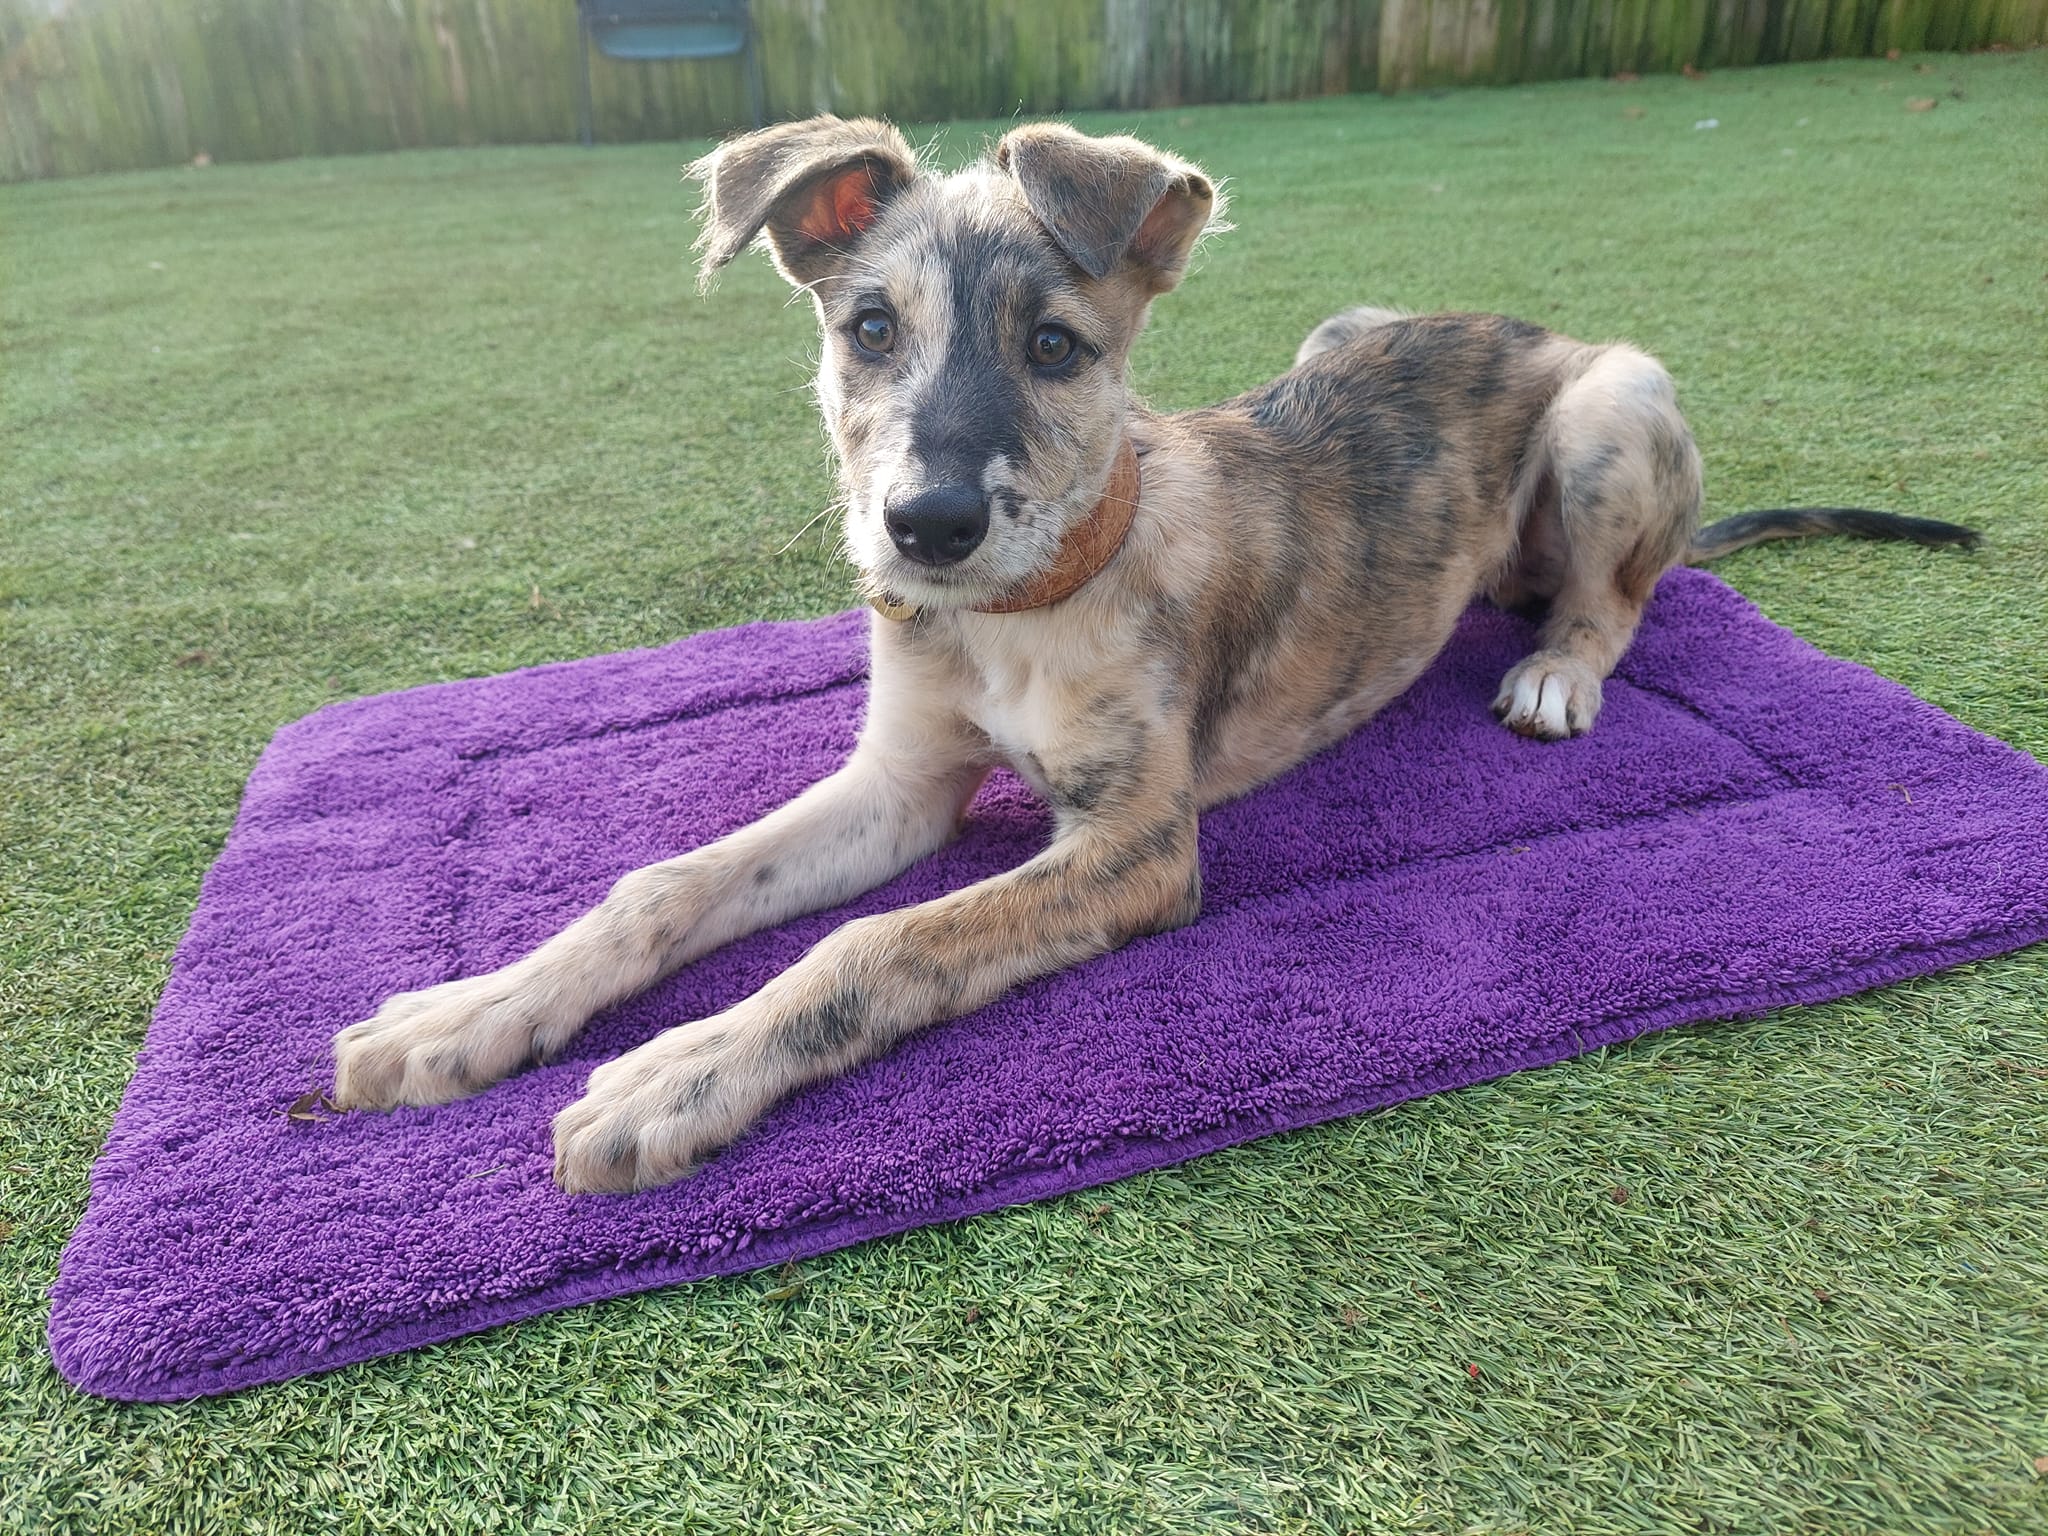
[870, 437, 1140, 622]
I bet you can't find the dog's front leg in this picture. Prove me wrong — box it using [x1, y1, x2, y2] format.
[551, 776, 1202, 1193]
[332, 703, 987, 1111]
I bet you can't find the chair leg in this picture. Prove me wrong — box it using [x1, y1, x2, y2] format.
[577, 19, 595, 147]
[744, 27, 765, 128]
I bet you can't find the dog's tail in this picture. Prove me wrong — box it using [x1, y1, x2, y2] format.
[1687, 507, 1980, 564]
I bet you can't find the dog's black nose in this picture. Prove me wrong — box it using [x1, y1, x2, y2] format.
[884, 484, 989, 566]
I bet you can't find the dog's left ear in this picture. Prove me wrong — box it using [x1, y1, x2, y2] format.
[995, 124, 1222, 293]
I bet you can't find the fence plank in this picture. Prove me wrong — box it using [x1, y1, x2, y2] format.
[1659, 0, 1713, 69]
[3, 0, 2043, 181]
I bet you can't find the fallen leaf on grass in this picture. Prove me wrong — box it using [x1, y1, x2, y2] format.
[1906, 98, 1937, 112]
[1622, 106, 1646, 120]
[284, 1091, 339, 1123]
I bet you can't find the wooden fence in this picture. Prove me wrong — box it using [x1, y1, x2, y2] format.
[3, 0, 2043, 181]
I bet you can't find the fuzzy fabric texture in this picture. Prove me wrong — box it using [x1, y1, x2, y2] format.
[47, 568, 2048, 1400]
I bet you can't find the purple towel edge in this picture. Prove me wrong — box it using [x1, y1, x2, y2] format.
[53, 918, 2046, 1402]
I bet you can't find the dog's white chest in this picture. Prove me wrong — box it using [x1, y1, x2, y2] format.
[970, 666, 1062, 782]
[946, 607, 1155, 797]
[958, 639, 1079, 792]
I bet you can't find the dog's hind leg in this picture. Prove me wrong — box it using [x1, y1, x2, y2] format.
[1491, 345, 1702, 740]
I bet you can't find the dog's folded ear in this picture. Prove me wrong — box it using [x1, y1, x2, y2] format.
[995, 124, 1222, 293]
[688, 116, 919, 291]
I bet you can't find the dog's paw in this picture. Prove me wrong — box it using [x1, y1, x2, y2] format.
[1491, 654, 1603, 741]
[551, 1024, 766, 1194]
[332, 971, 560, 1110]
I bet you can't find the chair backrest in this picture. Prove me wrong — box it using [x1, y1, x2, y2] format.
[578, 0, 751, 61]
[574, 0, 762, 140]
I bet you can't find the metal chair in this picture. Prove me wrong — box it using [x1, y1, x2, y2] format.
[575, 0, 765, 146]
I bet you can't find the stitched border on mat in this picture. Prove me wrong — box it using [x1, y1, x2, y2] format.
[427, 662, 1805, 978]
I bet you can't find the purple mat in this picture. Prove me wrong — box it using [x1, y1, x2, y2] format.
[49, 568, 2048, 1400]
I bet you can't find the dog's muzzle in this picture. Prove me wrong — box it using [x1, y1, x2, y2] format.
[883, 484, 989, 566]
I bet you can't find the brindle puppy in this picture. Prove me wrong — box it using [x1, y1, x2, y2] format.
[332, 116, 1976, 1192]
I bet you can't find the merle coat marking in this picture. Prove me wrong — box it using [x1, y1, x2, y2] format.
[332, 116, 1977, 1193]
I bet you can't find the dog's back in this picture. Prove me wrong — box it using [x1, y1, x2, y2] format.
[1137, 308, 1694, 776]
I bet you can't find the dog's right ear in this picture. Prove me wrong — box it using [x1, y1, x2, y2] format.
[688, 116, 918, 293]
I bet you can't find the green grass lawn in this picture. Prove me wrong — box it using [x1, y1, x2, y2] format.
[5, 52, 2047, 1535]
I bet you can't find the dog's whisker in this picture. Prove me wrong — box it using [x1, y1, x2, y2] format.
[773, 500, 848, 557]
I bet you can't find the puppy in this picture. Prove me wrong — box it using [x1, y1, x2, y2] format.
[332, 116, 1975, 1192]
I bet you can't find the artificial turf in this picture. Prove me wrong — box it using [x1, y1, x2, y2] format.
[3, 51, 2046, 1535]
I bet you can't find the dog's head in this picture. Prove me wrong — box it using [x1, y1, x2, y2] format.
[690, 116, 1221, 608]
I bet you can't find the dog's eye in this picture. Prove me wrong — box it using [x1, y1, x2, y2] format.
[1028, 324, 1077, 369]
[853, 311, 895, 355]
